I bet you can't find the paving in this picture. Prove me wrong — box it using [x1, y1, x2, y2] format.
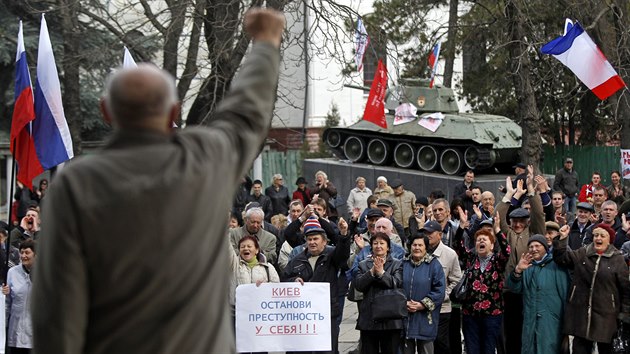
[338, 299, 360, 353]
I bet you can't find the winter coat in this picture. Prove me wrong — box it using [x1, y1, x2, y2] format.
[6, 265, 33, 349]
[553, 167, 580, 197]
[354, 254, 404, 331]
[506, 253, 570, 354]
[553, 237, 630, 343]
[431, 241, 462, 313]
[282, 235, 351, 319]
[346, 187, 373, 214]
[497, 193, 545, 278]
[229, 250, 280, 306]
[402, 255, 445, 341]
[389, 190, 416, 229]
[567, 219, 592, 250]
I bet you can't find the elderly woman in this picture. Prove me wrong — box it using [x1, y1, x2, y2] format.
[354, 232, 404, 354]
[2, 239, 36, 354]
[553, 223, 630, 354]
[506, 234, 570, 354]
[453, 217, 510, 354]
[402, 234, 445, 354]
[374, 176, 394, 200]
[311, 171, 339, 222]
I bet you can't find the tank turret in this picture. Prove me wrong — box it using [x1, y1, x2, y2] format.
[323, 79, 522, 175]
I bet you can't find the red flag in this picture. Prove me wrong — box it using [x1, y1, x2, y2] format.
[362, 60, 388, 128]
[11, 21, 43, 189]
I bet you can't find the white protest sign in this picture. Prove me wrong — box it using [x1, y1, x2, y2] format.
[622, 149, 630, 180]
[235, 282, 331, 352]
[418, 112, 444, 132]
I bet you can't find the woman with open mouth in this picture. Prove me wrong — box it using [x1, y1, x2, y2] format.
[453, 215, 509, 354]
[553, 223, 630, 354]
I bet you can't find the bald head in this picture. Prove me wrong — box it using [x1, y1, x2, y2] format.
[102, 64, 178, 132]
[374, 217, 394, 235]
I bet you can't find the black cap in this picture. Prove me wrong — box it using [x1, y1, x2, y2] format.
[295, 177, 307, 185]
[376, 199, 394, 208]
[564, 157, 573, 163]
[576, 202, 595, 213]
[366, 208, 385, 219]
[512, 162, 526, 169]
[390, 179, 403, 189]
[419, 220, 442, 233]
[508, 207, 530, 219]
[416, 196, 429, 207]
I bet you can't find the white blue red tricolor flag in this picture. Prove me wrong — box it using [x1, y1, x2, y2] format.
[354, 18, 370, 72]
[428, 42, 441, 88]
[11, 21, 44, 188]
[34, 14, 74, 169]
[123, 46, 137, 68]
[541, 19, 626, 100]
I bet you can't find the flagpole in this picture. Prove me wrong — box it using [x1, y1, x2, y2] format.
[5, 153, 16, 283]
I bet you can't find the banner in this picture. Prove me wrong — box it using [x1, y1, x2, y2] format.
[394, 103, 417, 125]
[236, 282, 331, 352]
[362, 60, 388, 128]
[622, 149, 630, 180]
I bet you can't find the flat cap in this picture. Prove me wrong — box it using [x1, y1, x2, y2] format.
[479, 219, 494, 227]
[576, 202, 594, 212]
[390, 179, 404, 189]
[376, 199, 394, 208]
[509, 207, 530, 219]
[366, 208, 385, 219]
[545, 221, 560, 232]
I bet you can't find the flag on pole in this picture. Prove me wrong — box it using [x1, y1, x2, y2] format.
[541, 19, 626, 100]
[354, 18, 370, 72]
[11, 21, 44, 189]
[428, 42, 441, 88]
[33, 14, 74, 169]
[123, 46, 137, 68]
[362, 60, 388, 128]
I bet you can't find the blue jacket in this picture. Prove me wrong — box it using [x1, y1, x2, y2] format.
[506, 253, 570, 354]
[402, 256, 445, 341]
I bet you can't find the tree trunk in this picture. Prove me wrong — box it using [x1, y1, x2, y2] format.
[162, 0, 188, 78]
[58, 0, 82, 155]
[506, 0, 542, 167]
[612, 1, 630, 150]
[442, 0, 458, 88]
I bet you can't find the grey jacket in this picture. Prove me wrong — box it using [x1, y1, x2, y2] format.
[31, 43, 280, 354]
[553, 168, 579, 197]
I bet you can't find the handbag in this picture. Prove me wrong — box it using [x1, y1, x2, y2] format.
[371, 288, 407, 320]
[449, 270, 470, 303]
[346, 279, 363, 302]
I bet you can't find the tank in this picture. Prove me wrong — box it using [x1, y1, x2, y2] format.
[322, 78, 522, 175]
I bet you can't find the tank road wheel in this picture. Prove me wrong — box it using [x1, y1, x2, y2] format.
[325, 130, 342, 148]
[464, 147, 479, 169]
[417, 145, 438, 171]
[343, 136, 366, 162]
[393, 143, 415, 168]
[440, 148, 464, 175]
[367, 139, 390, 165]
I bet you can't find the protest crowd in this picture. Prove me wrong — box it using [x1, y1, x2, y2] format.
[3, 6, 630, 354]
[222, 159, 630, 354]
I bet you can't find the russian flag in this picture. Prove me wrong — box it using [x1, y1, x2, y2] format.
[428, 42, 441, 88]
[11, 21, 44, 189]
[354, 18, 370, 72]
[33, 14, 74, 169]
[541, 20, 626, 100]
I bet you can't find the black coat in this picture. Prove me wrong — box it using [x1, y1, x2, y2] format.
[553, 237, 630, 343]
[282, 235, 351, 319]
[354, 255, 404, 331]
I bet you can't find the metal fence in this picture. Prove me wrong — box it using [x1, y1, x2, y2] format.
[254, 149, 303, 188]
[540, 145, 621, 185]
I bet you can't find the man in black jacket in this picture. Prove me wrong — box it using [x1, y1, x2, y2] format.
[283, 216, 350, 353]
[553, 157, 579, 213]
